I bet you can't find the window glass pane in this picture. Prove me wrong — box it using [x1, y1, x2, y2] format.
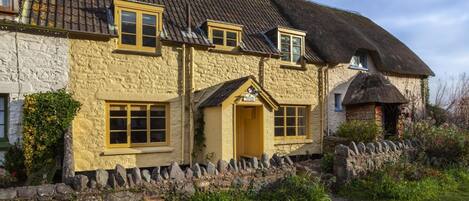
[298, 107, 306, 116]
[274, 117, 284, 127]
[0, 97, 4, 110]
[350, 55, 360, 66]
[275, 107, 284, 116]
[298, 116, 305, 126]
[286, 117, 296, 126]
[110, 105, 127, 117]
[292, 37, 301, 46]
[131, 118, 147, 130]
[286, 127, 296, 136]
[226, 39, 237, 47]
[131, 105, 147, 117]
[286, 107, 296, 116]
[150, 131, 165, 142]
[298, 127, 306, 136]
[110, 132, 127, 144]
[131, 131, 147, 143]
[122, 22, 136, 34]
[213, 38, 224, 45]
[0, 125, 3, 138]
[0, 0, 11, 9]
[110, 118, 126, 130]
[213, 29, 224, 38]
[335, 94, 342, 111]
[122, 34, 136, 45]
[292, 53, 301, 63]
[143, 26, 156, 36]
[275, 127, 284, 137]
[150, 118, 165, 129]
[151, 106, 165, 117]
[122, 11, 136, 23]
[142, 14, 156, 26]
[0, 112, 3, 124]
[227, 31, 237, 39]
[143, 37, 156, 47]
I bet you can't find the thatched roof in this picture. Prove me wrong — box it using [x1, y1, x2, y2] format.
[343, 73, 408, 105]
[272, 0, 435, 76]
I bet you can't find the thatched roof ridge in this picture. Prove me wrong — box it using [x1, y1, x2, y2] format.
[343, 73, 408, 105]
[272, 0, 435, 76]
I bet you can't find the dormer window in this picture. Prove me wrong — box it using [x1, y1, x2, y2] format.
[267, 27, 306, 64]
[114, 0, 164, 53]
[350, 51, 368, 69]
[205, 20, 243, 51]
[0, 0, 13, 12]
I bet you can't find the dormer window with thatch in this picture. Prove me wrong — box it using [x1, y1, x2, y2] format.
[350, 51, 368, 70]
[114, 0, 164, 53]
[204, 20, 243, 51]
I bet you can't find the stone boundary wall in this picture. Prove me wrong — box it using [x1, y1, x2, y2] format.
[0, 154, 295, 200]
[333, 139, 421, 184]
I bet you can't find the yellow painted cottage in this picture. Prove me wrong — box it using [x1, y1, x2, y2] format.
[15, 0, 433, 173]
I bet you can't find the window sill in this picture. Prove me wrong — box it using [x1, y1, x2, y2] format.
[113, 49, 162, 57]
[349, 65, 369, 71]
[0, 10, 17, 15]
[280, 63, 306, 71]
[101, 146, 174, 156]
[274, 138, 313, 145]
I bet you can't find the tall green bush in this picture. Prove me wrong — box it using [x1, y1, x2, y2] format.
[405, 121, 469, 168]
[22, 89, 80, 183]
[336, 120, 382, 143]
[3, 141, 27, 182]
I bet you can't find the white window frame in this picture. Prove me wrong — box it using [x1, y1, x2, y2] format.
[350, 51, 368, 70]
[277, 28, 306, 64]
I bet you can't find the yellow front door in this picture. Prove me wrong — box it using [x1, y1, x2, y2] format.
[236, 106, 263, 160]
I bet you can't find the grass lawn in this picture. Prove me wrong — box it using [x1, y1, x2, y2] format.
[437, 182, 469, 201]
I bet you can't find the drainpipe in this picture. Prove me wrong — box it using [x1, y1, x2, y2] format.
[319, 65, 327, 153]
[189, 46, 195, 165]
[181, 44, 186, 164]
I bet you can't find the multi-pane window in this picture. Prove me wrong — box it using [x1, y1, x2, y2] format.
[115, 0, 163, 52]
[0, 0, 13, 12]
[350, 51, 368, 69]
[274, 106, 307, 138]
[0, 95, 7, 141]
[210, 28, 239, 48]
[280, 34, 303, 63]
[107, 103, 168, 148]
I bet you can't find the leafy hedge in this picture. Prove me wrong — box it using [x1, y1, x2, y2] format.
[336, 120, 382, 143]
[22, 89, 80, 184]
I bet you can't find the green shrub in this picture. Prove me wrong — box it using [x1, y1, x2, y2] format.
[0, 174, 17, 188]
[426, 104, 448, 126]
[22, 89, 80, 184]
[257, 176, 331, 201]
[321, 153, 334, 173]
[3, 141, 27, 183]
[336, 120, 382, 143]
[187, 176, 331, 201]
[405, 121, 469, 168]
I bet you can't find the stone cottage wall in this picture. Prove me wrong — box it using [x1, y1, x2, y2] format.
[0, 154, 295, 201]
[333, 139, 420, 184]
[0, 29, 68, 161]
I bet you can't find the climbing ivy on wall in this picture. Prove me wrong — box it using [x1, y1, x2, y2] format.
[22, 89, 80, 183]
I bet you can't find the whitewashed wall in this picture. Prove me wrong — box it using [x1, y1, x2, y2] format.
[0, 30, 69, 161]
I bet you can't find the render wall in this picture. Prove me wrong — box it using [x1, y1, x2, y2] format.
[0, 30, 68, 160]
[70, 37, 323, 171]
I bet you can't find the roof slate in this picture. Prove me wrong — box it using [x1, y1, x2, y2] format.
[21, 0, 323, 63]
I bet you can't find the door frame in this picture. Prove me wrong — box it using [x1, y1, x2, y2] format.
[234, 104, 264, 160]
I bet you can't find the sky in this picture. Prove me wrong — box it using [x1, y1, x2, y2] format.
[311, 0, 469, 100]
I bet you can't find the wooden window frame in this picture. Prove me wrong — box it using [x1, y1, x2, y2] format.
[0, 94, 7, 143]
[274, 105, 309, 140]
[114, 0, 164, 53]
[207, 20, 243, 51]
[0, 0, 14, 13]
[279, 34, 305, 64]
[106, 102, 170, 148]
